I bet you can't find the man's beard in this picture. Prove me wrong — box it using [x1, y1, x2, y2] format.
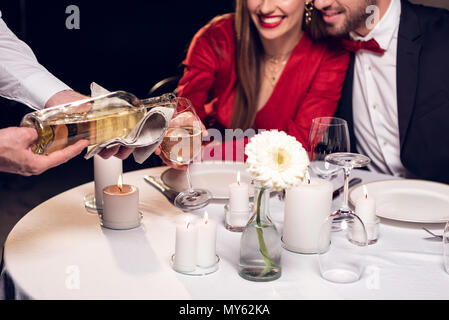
[322, 0, 378, 36]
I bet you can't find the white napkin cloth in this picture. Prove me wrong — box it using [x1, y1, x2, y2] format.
[84, 83, 174, 164]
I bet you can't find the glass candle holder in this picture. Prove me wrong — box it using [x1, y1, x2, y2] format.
[349, 217, 380, 245]
[224, 203, 253, 232]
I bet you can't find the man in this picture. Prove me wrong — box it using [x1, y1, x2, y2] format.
[0, 11, 132, 176]
[313, 0, 449, 184]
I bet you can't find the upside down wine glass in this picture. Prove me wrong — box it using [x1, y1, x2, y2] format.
[317, 152, 371, 284]
[443, 221, 449, 275]
[160, 97, 212, 211]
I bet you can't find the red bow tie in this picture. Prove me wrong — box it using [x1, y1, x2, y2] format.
[341, 38, 385, 54]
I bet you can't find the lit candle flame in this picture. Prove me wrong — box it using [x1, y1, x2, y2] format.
[203, 211, 209, 224]
[304, 167, 311, 185]
[237, 171, 241, 186]
[117, 174, 123, 192]
[363, 185, 369, 199]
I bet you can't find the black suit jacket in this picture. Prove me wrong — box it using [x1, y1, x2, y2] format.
[336, 0, 449, 184]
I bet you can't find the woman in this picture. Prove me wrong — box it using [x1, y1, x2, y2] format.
[160, 0, 349, 163]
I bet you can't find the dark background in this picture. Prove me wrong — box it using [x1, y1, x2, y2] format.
[0, 0, 234, 252]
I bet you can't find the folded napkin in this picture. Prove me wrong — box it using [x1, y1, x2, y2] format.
[84, 82, 174, 164]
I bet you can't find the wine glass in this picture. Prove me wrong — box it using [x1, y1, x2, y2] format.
[317, 152, 371, 283]
[160, 97, 212, 211]
[307, 117, 350, 180]
[443, 221, 449, 274]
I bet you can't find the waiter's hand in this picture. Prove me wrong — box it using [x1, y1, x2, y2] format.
[45, 90, 88, 108]
[0, 127, 88, 176]
[98, 145, 136, 160]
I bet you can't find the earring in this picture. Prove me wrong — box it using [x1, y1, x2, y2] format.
[305, 1, 314, 25]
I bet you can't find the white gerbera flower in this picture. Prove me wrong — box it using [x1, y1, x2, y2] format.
[245, 130, 309, 191]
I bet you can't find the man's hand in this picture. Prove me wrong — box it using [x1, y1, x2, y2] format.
[0, 127, 88, 176]
[45, 90, 88, 108]
[98, 145, 136, 160]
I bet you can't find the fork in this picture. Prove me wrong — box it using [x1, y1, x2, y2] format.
[422, 227, 443, 239]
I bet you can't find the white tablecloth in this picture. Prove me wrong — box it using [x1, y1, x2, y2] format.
[1, 167, 448, 300]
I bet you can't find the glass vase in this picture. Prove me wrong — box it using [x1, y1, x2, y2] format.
[238, 183, 282, 282]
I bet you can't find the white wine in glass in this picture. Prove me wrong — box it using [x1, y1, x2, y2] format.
[160, 97, 211, 211]
[161, 126, 202, 165]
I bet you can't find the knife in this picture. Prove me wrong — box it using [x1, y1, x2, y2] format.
[143, 175, 179, 204]
[332, 178, 362, 199]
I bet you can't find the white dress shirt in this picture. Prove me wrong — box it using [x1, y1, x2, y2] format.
[0, 10, 70, 109]
[351, 0, 410, 177]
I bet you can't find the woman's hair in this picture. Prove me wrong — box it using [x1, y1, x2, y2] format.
[230, 0, 263, 130]
[304, 4, 330, 41]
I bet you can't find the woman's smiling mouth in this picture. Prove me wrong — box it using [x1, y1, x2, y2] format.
[258, 14, 285, 28]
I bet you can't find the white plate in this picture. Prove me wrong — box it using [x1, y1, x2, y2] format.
[161, 161, 254, 199]
[349, 179, 449, 223]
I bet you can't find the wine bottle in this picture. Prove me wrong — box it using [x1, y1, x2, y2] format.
[20, 91, 176, 155]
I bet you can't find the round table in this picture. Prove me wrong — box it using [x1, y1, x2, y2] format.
[1, 167, 448, 300]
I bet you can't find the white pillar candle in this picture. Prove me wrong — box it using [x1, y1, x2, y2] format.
[196, 212, 217, 268]
[101, 177, 140, 230]
[94, 155, 122, 209]
[352, 185, 377, 243]
[228, 171, 250, 213]
[282, 178, 333, 254]
[174, 218, 198, 272]
[355, 186, 376, 223]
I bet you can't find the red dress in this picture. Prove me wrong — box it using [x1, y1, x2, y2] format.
[178, 14, 349, 160]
